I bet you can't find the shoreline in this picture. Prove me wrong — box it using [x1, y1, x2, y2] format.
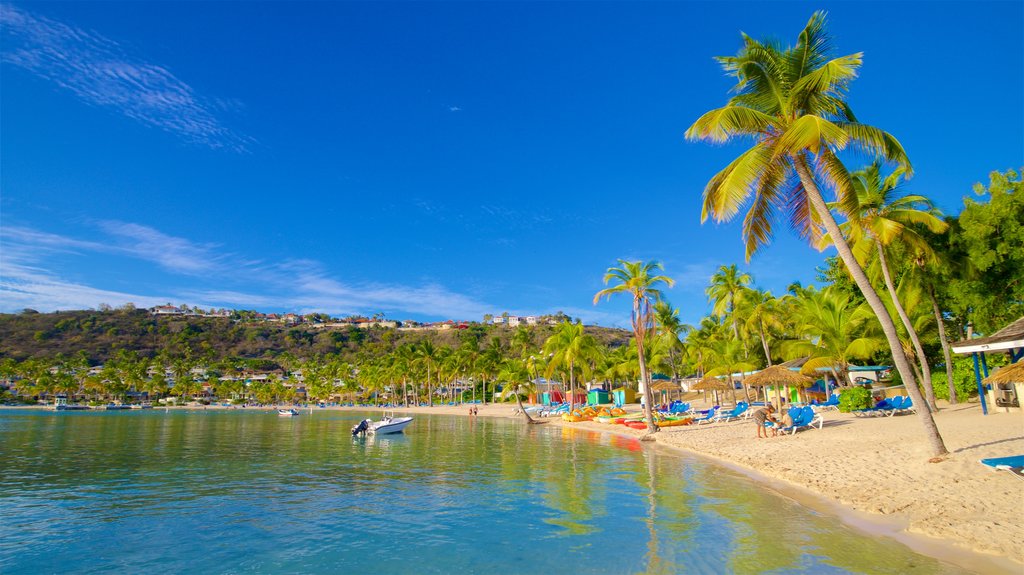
[8, 400, 1022, 572]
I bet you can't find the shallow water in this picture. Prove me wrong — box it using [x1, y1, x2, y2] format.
[0, 409, 966, 574]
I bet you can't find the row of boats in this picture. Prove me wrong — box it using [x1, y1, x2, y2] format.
[277, 408, 414, 436]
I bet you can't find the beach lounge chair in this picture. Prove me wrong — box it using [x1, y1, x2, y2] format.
[693, 408, 717, 425]
[853, 397, 896, 417]
[712, 402, 748, 424]
[980, 456, 1024, 481]
[777, 406, 823, 434]
[814, 394, 840, 411]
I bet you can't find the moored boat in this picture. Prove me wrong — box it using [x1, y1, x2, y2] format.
[352, 412, 413, 436]
[278, 409, 299, 417]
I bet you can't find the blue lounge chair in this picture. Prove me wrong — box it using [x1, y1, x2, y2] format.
[693, 408, 718, 425]
[777, 406, 823, 434]
[854, 397, 896, 417]
[815, 394, 840, 411]
[980, 456, 1024, 481]
[711, 402, 748, 424]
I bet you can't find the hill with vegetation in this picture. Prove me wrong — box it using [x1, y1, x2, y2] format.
[0, 309, 631, 366]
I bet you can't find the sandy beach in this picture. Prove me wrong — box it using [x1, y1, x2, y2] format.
[318, 398, 1024, 571]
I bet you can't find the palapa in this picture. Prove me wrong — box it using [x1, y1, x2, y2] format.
[650, 381, 679, 392]
[692, 376, 731, 391]
[746, 365, 814, 388]
[984, 362, 1024, 385]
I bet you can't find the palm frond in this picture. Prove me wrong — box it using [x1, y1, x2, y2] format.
[685, 105, 779, 143]
[701, 143, 773, 223]
[816, 149, 858, 216]
[836, 122, 912, 173]
[775, 114, 848, 157]
[787, 11, 832, 83]
[791, 53, 862, 105]
[741, 160, 787, 260]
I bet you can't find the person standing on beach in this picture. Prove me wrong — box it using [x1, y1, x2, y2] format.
[754, 403, 778, 438]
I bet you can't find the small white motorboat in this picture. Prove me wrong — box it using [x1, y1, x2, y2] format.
[352, 412, 413, 436]
[278, 409, 299, 417]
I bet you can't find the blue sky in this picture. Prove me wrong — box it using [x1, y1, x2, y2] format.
[2, 1, 1022, 328]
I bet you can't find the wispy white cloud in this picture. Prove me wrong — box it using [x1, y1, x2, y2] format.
[0, 3, 251, 151]
[0, 221, 499, 320]
[97, 221, 219, 274]
[448, 105, 461, 112]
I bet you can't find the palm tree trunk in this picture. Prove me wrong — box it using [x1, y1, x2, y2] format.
[793, 155, 948, 457]
[569, 359, 575, 411]
[634, 299, 658, 435]
[875, 239, 938, 413]
[516, 391, 536, 423]
[758, 319, 773, 367]
[928, 283, 957, 404]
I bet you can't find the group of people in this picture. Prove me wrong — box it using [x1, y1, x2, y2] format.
[752, 403, 793, 438]
[468, 406, 478, 416]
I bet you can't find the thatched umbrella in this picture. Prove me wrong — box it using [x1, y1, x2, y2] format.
[651, 380, 680, 406]
[692, 376, 730, 405]
[747, 365, 814, 408]
[984, 362, 1024, 384]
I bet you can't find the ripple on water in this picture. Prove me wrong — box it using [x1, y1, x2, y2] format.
[0, 409, 969, 575]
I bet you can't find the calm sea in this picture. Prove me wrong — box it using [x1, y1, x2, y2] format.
[0, 409, 965, 574]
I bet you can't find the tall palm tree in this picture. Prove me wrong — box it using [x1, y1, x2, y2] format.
[594, 260, 675, 435]
[498, 358, 540, 423]
[653, 301, 690, 384]
[543, 321, 602, 411]
[685, 12, 948, 456]
[818, 163, 948, 411]
[738, 288, 784, 367]
[706, 264, 751, 339]
[784, 286, 884, 392]
[415, 340, 440, 407]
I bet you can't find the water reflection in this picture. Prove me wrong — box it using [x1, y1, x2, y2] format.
[0, 410, 966, 574]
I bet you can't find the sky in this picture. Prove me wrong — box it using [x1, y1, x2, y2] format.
[2, 1, 1022, 328]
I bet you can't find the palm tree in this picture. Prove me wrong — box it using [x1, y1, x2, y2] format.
[706, 264, 751, 339]
[415, 340, 440, 407]
[818, 163, 948, 411]
[498, 359, 540, 423]
[738, 288, 784, 367]
[653, 301, 690, 384]
[594, 260, 675, 435]
[784, 286, 884, 392]
[685, 12, 948, 456]
[543, 321, 601, 411]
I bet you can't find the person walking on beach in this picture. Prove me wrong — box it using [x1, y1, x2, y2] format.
[754, 403, 778, 438]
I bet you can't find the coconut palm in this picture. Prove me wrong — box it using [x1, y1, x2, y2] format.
[415, 340, 440, 407]
[706, 264, 751, 339]
[498, 358, 540, 423]
[783, 286, 884, 390]
[594, 260, 675, 435]
[738, 288, 784, 367]
[818, 162, 948, 411]
[543, 321, 602, 411]
[685, 12, 948, 456]
[653, 301, 691, 384]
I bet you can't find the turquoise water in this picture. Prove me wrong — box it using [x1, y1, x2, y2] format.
[0, 409, 965, 574]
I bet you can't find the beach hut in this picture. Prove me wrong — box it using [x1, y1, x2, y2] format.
[983, 361, 1023, 414]
[951, 315, 1024, 415]
[612, 387, 636, 405]
[587, 388, 610, 405]
[746, 365, 814, 409]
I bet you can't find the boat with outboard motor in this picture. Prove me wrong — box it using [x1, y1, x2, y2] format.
[278, 409, 299, 417]
[351, 412, 413, 436]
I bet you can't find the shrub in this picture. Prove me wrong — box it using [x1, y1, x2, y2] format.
[839, 386, 873, 412]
